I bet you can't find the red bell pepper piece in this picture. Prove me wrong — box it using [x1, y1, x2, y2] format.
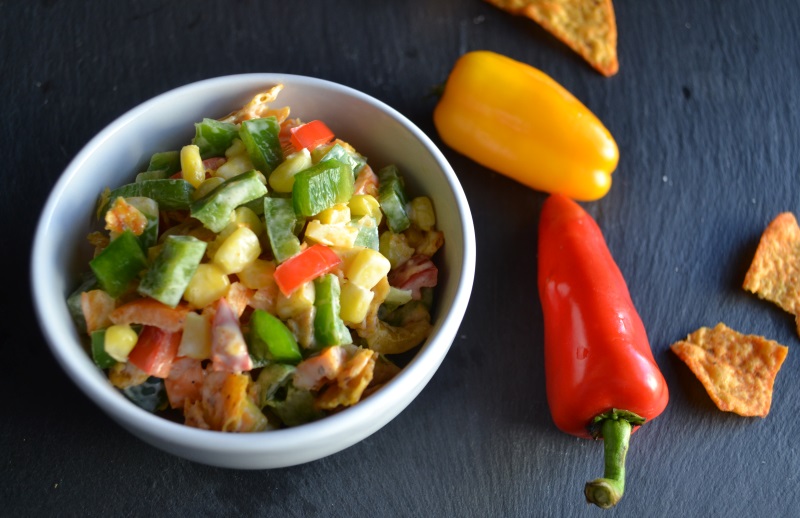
[537, 194, 669, 509]
[289, 120, 335, 151]
[127, 325, 182, 378]
[273, 243, 342, 296]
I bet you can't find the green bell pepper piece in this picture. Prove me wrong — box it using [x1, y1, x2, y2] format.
[313, 273, 352, 347]
[264, 196, 302, 263]
[123, 197, 159, 250]
[248, 309, 303, 366]
[193, 118, 238, 159]
[313, 143, 366, 178]
[122, 377, 168, 412]
[268, 384, 323, 426]
[352, 216, 379, 250]
[292, 159, 354, 217]
[378, 165, 410, 233]
[255, 363, 296, 407]
[240, 117, 283, 175]
[66, 272, 99, 333]
[99, 179, 195, 216]
[89, 230, 148, 298]
[90, 330, 116, 369]
[135, 150, 181, 182]
[137, 235, 207, 307]
[190, 170, 268, 232]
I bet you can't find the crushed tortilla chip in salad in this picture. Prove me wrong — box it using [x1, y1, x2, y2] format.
[67, 85, 444, 432]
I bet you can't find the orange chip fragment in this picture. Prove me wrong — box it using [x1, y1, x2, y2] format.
[742, 212, 800, 336]
[485, 0, 618, 76]
[670, 323, 788, 417]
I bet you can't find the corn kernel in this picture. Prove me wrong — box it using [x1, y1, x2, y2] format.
[304, 220, 359, 248]
[345, 248, 391, 289]
[339, 281, 375, 324]
[348, 194, 382, 226]
[225, 138, 247, 158]
[276, 280, 315, 319]
[213, 226, 262, 274]
[104, 324, 139, 362]
[408, 196, 436, 231]
[185, 263, 231, 308]
[317, 204, 351, 225]
[216, 154, 256, 180]
[180, 145, 206, 188]
[237, 258, 277, 290]
[177, 311, 212, 359]
[269, 148, 312, 192]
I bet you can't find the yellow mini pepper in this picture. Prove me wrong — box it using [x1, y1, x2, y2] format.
[433, 51, 619, 201]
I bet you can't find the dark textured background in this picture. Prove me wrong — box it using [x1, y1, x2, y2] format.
[4, 1, 800, 515]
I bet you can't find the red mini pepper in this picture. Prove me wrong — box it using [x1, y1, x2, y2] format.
[537, 194, 669, 509]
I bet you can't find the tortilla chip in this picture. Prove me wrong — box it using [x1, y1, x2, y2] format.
[485, 0, 618, 76]
[671, 323, 788, 417]
[743, 212, 800, 336]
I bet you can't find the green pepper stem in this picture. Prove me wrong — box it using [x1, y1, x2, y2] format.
[584, 410, 642, 509]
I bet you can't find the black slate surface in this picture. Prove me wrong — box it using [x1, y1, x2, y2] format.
[4, 1, 800, 516]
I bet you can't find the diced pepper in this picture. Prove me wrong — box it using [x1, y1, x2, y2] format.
[239, 117, 283, 175]
[98, 179, 195, 216]
[352, 216, 379, 250]
[263, 197, 302, 263]
[388, 255, 438, 300]
[313, 142, 365, 177]
[274, 243, 342, 296]
[190, 170, 268, 232]
[193, 118, 239, 159]
[211, 298, 253, 373]
[290, 120, 335, 151]
[255, 363, 296, 407]
[377, 165, 410, 233]
[124, 197, 159, 249]
[90, 330, 116, 369]
[135, 150, 181, 182]
[127, 325, 182, 378]
[291, 159, 354, 217]
[313, 273, 353, 347]
[248, 309, 303, 366]
[89, 230, 147, 298]
[138, 235, 207, 307]
[109, 298, 189, 333]
[122, 376, 168, 412]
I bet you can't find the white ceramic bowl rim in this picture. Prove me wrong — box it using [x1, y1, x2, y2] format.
[31, 73, 476, 463]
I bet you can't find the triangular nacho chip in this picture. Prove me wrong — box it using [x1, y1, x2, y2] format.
[743, 212, 800, 336]
[671, 323, 788, 417]
[485, 0, 618, 76]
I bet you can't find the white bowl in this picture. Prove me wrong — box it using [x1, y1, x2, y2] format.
[31, 74, 475, 469]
